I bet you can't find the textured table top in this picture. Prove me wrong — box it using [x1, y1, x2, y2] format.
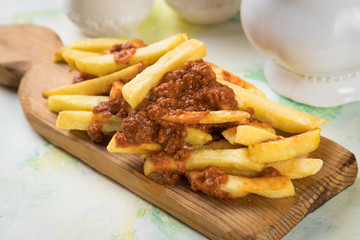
[1, 0, 359, 239]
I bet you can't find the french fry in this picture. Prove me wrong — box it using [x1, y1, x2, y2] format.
[190, 139, 239, 150]
[222, 127, 237, 144]
[249, 129, 321, 163]
[122, 39, 207, 108]
[143, 153, 178, 176]
[106, 127, 208, 153]
[76, 34, 189, 76]
[186, 148, 264, 172]
[183, 127, 212, 146]
[205, 61, 266, 97]
[247, 122, 276, 134]
[109, 80, 124, 98]
[48, 95, 109, 112]
[144, 148, 265, 177]
[43, 62, 146, 97]
[235, 125, 278, 145]
[222, 124, 278, 146]
[62, 49, 98, 70]
[221, 175, 295, 198]
[56, 111, 122, 132]
[160, 110, 250, 124]
[54, 38, 128, 62]
[107, 134, 162, 153]
[217, 79, 325, 133]
[187, 169, 295, 198]
[144, 149, 323, 179]
[266, 158, 323, 179]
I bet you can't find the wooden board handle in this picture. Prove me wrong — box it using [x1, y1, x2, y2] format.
[0, 24, 63, 88]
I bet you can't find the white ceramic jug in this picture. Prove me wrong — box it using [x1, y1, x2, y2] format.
[165, 0, 241, 25]
[64, 0, 154, 37]
[241, 0, 360, 107]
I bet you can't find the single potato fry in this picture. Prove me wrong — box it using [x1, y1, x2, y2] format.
[190, 139, 239, 150]
[221, 127, 237, 144]
[107, 134, 162, 153]
[62, 49, 98, 70]
[56, 111, 122, 132]
[220, 175, 295, 198]
[48, 95, 109, 112]
[249, 129, 321, 163]
[218, 79, 325, 133]
[234, 125, 278, 145]
[76, 33, 189, 76]
[160, 110, 250, 124]
[143, 148, 265, 177]
[187, 169, 295, 198]
[143, 154, 179, 177]
[186, 148, 265, 172]
[266, 158, 323, 179]
[54, 38, 128, 62]
[183, 127, 212, 146]
[109, 80, 124, 98]
[43, 62, 146, 97]
[222, 124, 277, 145]
[247, 122, 276, 134]
[122, 39, 207, 108]
[205, 61, 266, 97]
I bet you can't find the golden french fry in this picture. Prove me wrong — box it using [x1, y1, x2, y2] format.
[249, 129, 321, 163]
[43, 63, 146, 97]
[190, 139, 239, 150]
[62, 49, 98, 70]
[54, 38, 128, 62]
[234, 125, 278, 145]
[266, 158, 323, 179]
[144, 148, 264, 176]
[122, 39, 207, 109]
[220, 175, 295, 198]
[183, 127, 212, 146]
[222, 124, 277, 145]
[143, 154, 178, 176]
[140, 153, 151, 162]
[76, 34, 189, 76]
[105, 126, 212, 153]
[186, 169, 294, 198]
[247, 122, 276, 134]
[205, 61, 266, 97]
[56, 111, 122, 132]
[107, 134, 162, 153]
[222, 127, 237, 144]
[218, 79, 325, 133]
[48, 95, 108, 112]
[109, 80, 124, 98]
[160, 110, 250, 124]
[186, 148, 264, 172]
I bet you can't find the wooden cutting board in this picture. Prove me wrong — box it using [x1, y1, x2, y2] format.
[1, 24, 358, 240]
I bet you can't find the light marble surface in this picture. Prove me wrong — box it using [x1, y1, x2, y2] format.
[1, 1, 359, 239]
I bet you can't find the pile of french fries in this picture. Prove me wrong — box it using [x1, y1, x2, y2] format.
[44, 34, 325, 199]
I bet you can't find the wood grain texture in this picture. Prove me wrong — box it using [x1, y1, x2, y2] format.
[1, 24, 358, 240]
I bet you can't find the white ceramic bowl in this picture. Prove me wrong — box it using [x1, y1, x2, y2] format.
[166, 0, 241, 25]
[64, 0, 154, 37]
[241, 0, 360, 107]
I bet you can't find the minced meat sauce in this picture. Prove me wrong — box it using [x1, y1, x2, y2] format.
[187, 167, 230, 198]
[91, 60, 241, 190]
[73, 72, 97, 84]
[107, 39, 147, 64]
[87, 121, 104, 143]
